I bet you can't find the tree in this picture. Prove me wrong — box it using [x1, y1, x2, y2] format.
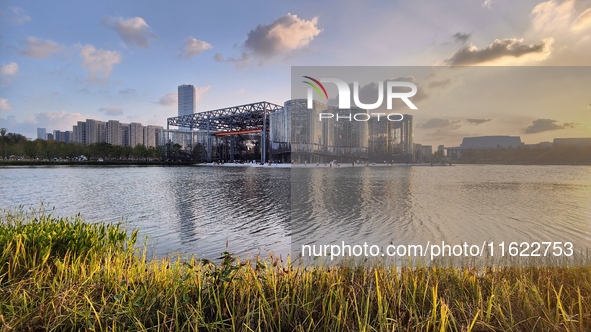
[193, 143, 207, 162]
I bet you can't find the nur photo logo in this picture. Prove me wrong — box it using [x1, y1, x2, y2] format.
[303, 76, 419, 111]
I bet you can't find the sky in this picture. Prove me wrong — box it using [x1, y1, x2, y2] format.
[1, 0, 590, 146]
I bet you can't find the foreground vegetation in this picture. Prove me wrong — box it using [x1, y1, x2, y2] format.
[1, 209, 590, 331]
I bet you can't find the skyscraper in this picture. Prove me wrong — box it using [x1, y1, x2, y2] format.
[37, 128, 46, 140]
[178, 84, 196, 117]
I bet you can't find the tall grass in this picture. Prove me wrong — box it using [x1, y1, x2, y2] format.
[1, 208, 590, 331]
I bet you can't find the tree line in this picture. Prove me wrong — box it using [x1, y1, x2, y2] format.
[0, 128, 189, 161]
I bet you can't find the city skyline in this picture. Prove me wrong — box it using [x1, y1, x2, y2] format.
[36, 118, 163, 148]
[0, 0, 590, 146]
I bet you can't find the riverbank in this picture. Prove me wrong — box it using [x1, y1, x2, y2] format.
[1, 210, 590, 331]
[0, 160, 196, 166]
[198, 162, 452, 168]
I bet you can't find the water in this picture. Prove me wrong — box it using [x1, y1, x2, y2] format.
[1, 165, 590, 261]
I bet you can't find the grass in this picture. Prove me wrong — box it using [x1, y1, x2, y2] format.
[1, 208, 590, 331]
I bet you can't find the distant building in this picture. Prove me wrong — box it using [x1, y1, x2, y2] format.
[129, 122, 144, 147]
[106, 120, 122, 146]
[460, 136, 522, 149]
[553, 138, 591, 146]
[73, 121, 86, 144]
[37, 128, 46, 140]
[69, 120, 162, 148]
[46, 133, 54, 140]
[178, 84, 196, 117]
[414, 143, 423, 162]
[120, 123, 130, 147]
[143, 125, 163, 148]
[447, 136, 522, 159]
[85, 119, 106, 144]
[52, 130, 71, 143]
[422, 145, 433, 162]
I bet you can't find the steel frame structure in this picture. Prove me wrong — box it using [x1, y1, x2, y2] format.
[166, 101, 283, 162]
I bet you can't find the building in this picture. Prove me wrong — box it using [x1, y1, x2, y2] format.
[69, 120, 161, 148]
[73, 121, 87, 144]
[53, 130, 71, 143]
[178, 84, 196, 117]
[106, 120, 122, 146]
[37, 128, 46, 140]
[265, 99, 419, 163]
[120, 123, 130, 147]
[553, 138, 591, 146]
[446, 136, 522, 159]
[421, 145, 433, 162]
[268, 99, 371, 163]
[85, 119, 106, 144]
[129, 122, 144, 147]
[143, 125, 163, 148]
[460, 136, 522, 149]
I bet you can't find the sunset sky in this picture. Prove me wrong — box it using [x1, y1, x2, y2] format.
[1, 0, 590, 146]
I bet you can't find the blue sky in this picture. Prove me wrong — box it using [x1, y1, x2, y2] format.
[1, 0, 590, 146]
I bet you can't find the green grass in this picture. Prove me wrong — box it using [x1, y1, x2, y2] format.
[1, 208, 590, 331]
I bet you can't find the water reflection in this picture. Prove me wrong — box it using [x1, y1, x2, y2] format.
[1, 165, 590, 262]
[291, 165, 591, 262]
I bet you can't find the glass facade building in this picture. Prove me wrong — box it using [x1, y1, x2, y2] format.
[178, 84, 196, 117]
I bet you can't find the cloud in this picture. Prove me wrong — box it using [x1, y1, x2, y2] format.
[0, 62, 18, 76]
[103, 17, 156, 48]
[245, 13, 321, 58]
[78, 44, 122, 82]
[156, 86, 210, 108]
[156, 92, 177, 106]
[466, 118, 493, 125]
[482, 0, 493, 9]
[34, 111, 85, 128]
[572, 8, 591, 32]
[217, 13, 321, 65]
[19, 37, 65, 58]
[531, 0, 575, 33]
[453, 33, 471, 44]
[420, 118, 461, 129]
[214, 52, 252, 67]
[119, 88, 135, 95]
[178, 37, 212, 59]
[444, 38, 553, 65]
[524, 119, 577, 134]
[428, 79, 451, 89]
[0, 112, 89, 138]
[584, 103, 591, 110]
[1, 7, 31, 25]
[98, 106, 123, 116]
[0, 98, 13, 111]
[195, 86, 211, 102]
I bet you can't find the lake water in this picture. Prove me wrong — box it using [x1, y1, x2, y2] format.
[1, 165, 590, 262]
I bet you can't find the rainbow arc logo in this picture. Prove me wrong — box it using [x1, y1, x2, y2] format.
[302, 76, 328, 100]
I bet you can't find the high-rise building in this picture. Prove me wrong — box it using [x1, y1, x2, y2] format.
[106, 120, 122, 146]
[37, 128, 46, 140]
[143, 125, 163, 148]
[178, 84, 196, 116]
[120, 123, 130, 147]
[53, 130, 70, 142]
[74, 121, 86, 144]
[129, 122, 144, 147]
[85, 119, 106, 144]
